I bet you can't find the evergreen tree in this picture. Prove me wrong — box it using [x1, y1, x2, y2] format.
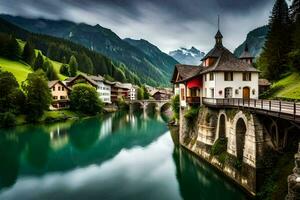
[142, 85, 150, 99]
[82, 53, 94, 74]
[69, 55, 78, 76]
[61, 56, 67, 64]
[259, 0, 291, 80]
[33, 52, 44, 71]
[45, 60, 59, 80]
[6, 36, 20, 60]
[60, 64, 70, 76]
[137, 87, 144, 100]
[22, 41, 35, 66]
[291, 0, 300, 22]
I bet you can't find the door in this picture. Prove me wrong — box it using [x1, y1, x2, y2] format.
[243, 87, 250, 99]
[225, 87, 233, 98]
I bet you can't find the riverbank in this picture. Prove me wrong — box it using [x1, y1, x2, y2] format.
[9, 107, 118, 128]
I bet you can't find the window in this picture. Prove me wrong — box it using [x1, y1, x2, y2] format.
[181, 88, 185, 100]
[58, 86, 61, 91]
[204, 74, 207, 81]
[243, 73, 251, 81]
[53, 96, 58, 100]
[209, 72, 214, 81]
[225, 87, 233, 98]
[224, 72, 233, 81]
[210, 88, 214, 98]
[53, 87, 55, 91]
[62, 87, 65, 91]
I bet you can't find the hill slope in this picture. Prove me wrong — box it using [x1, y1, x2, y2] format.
[266, 73, 300, 100]
[0, 16, 140, 85]
[1, 14, 176, 86]
[124, 38, 178, 75]
[234, 25, 269, 58]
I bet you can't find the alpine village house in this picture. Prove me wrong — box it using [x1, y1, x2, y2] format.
[171, 29, 259, 107]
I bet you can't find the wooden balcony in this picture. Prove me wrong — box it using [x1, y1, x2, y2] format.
[186, 96, 201, 104]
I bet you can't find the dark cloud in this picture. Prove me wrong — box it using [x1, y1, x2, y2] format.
[0, 0, 276, 52]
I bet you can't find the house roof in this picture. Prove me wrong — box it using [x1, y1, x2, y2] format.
[200, 46, 259, 74]
[259, 79, 271, 86]
[171, 64, 203, 83]
[65, 74, 98, 87]
[48, 80, 71, 91]
[239, 43, 254, 59]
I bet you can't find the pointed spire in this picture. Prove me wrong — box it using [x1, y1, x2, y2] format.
[215, 15, 223, 47]
[244, 43, 249, 52]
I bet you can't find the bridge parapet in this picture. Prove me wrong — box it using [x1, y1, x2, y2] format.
[203, 98, 300, 123]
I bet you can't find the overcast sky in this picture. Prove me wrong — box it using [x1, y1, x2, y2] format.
[0, 0, 287, 53]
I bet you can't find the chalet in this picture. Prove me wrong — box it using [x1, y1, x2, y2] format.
[65, 74, 113, 104]
[122, 83, 139, 100]
[48, 80, 71, 110]
[171, 29, 259, 107]
[151, 89, 172, 101]
[65, 74, 98, 89]
[89, 75, 113, 104]
[111, 82, 130, 103]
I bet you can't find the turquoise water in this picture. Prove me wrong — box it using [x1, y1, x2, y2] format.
[0, 112, 249, 200]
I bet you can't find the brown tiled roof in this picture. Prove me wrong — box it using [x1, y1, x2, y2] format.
[201, 45, 224, 61]
[171, 64, 203, 83]
[48, 80, 59, 88]
[201, 47, 259, 74]
[48, 80, 71, 91]
[259, 79, 271, 86]
[239, 51, 253, 59]
[65, 74, 98, 87]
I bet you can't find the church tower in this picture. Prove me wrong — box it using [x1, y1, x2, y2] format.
[239, 43, 254, 64]
[215, 15, 223, 47]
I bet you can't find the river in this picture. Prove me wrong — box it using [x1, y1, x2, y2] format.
[0, 112, 249, 200]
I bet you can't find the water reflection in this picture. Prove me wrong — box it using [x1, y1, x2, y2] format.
[0, 112, 248, 200]
[173, 148, 249, 200]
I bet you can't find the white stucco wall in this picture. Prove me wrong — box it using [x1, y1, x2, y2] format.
[179, 83, 187, 107]
[97, 82, 111, 104]
[203, 72, 259, 99]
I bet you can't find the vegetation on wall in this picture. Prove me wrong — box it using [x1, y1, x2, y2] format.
[171, 95, 180, 120]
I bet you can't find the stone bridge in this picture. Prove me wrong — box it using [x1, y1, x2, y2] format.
[179, 103, 300, 195]
[127, 100, 171, 113]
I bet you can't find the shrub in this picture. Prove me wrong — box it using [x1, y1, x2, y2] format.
[0, 112, 16, 128]
[70, 83, 103, 115]
[184, 106, 199, 121]
[211, 138, 228, 156]
[171, 95, 180, 120]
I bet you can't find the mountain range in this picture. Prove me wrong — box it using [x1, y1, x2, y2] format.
[234, 25, 269, 59]
[0, 14, 178, 86]
[169, 47, 205, 65]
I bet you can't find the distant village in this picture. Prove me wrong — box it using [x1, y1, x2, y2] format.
[48, 74, 173, 110]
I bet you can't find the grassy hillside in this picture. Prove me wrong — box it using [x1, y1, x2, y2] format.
[0, 57, 32, 84]
[0, 56, 67, 84]
[264, 72, 300, 100]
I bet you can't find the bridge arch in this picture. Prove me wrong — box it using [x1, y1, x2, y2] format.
[130, 102, 144, 112]
[160, 102, 171, 113]
[146, 102, 158, 114]
[231, 111, 248, 161]
[217, 113, 227, 140]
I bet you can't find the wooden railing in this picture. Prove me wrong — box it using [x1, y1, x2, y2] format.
[186, 97, 201, 104]
[202, 98, 300, 122]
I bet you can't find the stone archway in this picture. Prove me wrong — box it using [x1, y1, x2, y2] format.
[131, 102, 144, 113]
[146, 102, 158, 114]
[160, 102, 171, 113]
[236, 118, 247, 161]
[218, 114, 226, 139]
